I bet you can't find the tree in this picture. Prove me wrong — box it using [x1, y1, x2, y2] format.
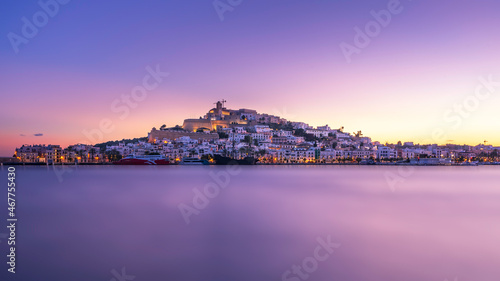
[89, 147, 97, 162]
[491, 149, 498, 160]
[160, 124, 166, 130]
[239, 147, 250, 156]
[243, 135, 252, 144]
[106, 149, 122, 162]
[478, 152, 488, 158]
[294, 129, 305, 136]
[218, 132, 229, 139]
[201, 154, 213, 161]
[168, 125, 184, 131]
[294, 129, 317, 142]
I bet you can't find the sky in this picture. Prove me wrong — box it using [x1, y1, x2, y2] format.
[1, 0, 500, 156]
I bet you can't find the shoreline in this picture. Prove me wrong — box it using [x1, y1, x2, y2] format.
[2, 162, 499, 167]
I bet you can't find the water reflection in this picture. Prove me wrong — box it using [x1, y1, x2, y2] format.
[1, 166, 499, 281]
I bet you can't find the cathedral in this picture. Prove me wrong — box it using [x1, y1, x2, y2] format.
[182, 100, 258, 132]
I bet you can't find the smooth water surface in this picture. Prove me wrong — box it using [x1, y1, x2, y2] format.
[0, 165, 499, 281]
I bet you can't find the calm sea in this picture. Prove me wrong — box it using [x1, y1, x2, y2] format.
[0, 165, 499, 281]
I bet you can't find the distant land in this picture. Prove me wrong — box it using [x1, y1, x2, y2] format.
[9, 101, 500, 165]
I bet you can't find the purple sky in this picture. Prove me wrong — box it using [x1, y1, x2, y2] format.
[1, 0, 500, 156]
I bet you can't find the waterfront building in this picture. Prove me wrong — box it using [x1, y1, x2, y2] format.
[351, 150, 373, 159]
[319, 149, 337, 163]
[400, 148, 416, 159]
[376, 146, 397, 159]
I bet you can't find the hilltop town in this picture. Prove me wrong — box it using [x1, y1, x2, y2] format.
[11, 101, 500, 165]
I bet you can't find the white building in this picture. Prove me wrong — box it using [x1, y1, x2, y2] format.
[376, 146, 397, 159]
[317, 125, 331, 131]
[306, 129, 329, 138]
[251, 133, 272, 143]
[352, 150, 373, 159]
[254, 125, 272, 133]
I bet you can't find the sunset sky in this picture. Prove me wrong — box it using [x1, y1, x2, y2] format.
[1, 0, 500, 156]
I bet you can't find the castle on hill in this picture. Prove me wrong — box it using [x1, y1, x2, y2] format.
[182, 100, 285, 132]
[148, 100, 296, 143]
